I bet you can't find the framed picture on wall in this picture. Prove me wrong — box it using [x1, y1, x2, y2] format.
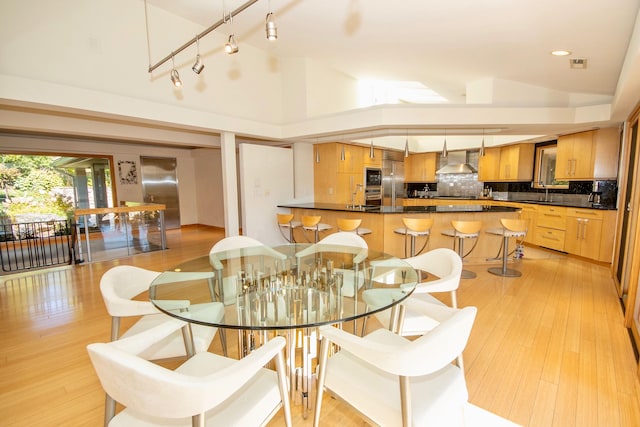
[118, 160, 138, 184]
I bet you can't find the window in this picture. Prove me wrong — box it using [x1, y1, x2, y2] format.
[534, 143, 568, 189]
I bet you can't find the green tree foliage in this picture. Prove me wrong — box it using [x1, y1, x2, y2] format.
[0, 155, 74, 220]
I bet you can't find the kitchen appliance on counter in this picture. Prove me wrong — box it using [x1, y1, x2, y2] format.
[382, 151, 406, 207]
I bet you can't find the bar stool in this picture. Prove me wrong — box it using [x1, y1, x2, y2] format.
[441, 220, 482, 279]
[336, 218, 372, 237]
[301, 215, 332, 243]
[486, 218, 527, 277]
[276, 213, 302, 243]
[393, 218, 433, 258]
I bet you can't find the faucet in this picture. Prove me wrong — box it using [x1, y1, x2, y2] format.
[349, 184, 363, 209]
[539, 181, 549, 202]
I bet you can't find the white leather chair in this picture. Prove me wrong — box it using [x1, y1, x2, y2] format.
[100, 265, 225, 422]
[209, 235, 287, 306]
[313, 306, 478, 427]
[87, 319, 292, 427]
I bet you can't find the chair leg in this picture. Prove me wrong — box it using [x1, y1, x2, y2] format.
[457, 354, 465, 374]
[191, 413, 205, 427]
[110, 317, 120, 341]
[399, 376, 412, 427]
[275, 347, 293, 427]
[104, 394, 116, 427]
[313, 336, 331, 427]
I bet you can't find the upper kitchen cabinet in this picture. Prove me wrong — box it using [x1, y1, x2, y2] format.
[477, 147, 501, 181]
[556, 128, 619, 180]
[363, 147, 383, 168]
[498, 143, 535, 181]
[405, 152, 437, 182]
[337, 144, 364, 174]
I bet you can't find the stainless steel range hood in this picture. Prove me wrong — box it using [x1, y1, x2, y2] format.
[436, 151, 477, 174]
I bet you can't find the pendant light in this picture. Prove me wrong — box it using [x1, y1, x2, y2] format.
[265, 0, 277, 40]
[480, 129, 486, 157]
[369, 138, 375, 159]
[340, 144, 346, 161]
[191, 35, 204, 74]
[442, 129, 448, 158]
[404, 131, 409, 157]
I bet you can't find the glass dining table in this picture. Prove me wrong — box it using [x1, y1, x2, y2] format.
[149, 242, 418, 417]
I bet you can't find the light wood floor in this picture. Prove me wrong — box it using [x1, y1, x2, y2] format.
[1, 226, 639, 426]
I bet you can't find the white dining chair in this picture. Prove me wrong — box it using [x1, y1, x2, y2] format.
[87, 319, 292, 427]
[209, 235, 287, 306]
[313, 306, 478, 427]
[99, 265, 225, 421]
[362, 248, 465, 369]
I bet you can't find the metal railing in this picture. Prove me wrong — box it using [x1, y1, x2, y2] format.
[0, 219, 75, 272]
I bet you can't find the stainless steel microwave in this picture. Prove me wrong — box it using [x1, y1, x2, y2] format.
[365, 167, 382, 187]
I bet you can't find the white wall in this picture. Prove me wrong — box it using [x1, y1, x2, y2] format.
[238, 144, 294, 246]
[193, 148, 226, 228]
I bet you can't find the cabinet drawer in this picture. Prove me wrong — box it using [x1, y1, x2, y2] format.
[565, 208, 604, 220]
[536, 206, 566, 230]
[535, 227, 566, 251]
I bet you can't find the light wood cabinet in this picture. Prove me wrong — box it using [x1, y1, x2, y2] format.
[565, 208, 603, 260]
[534, 205, 566, 251]
[499, 144, 534, 181]
[556, 131, 594, 180]
[405, 152, 437, 182]
[517, 204, 537, 244]
[314, 142, 381, 205]
[477, 147, 501, 181]
[555, 128, 620, 180]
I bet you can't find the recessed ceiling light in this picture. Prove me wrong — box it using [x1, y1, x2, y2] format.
[551, 50, 571, 56]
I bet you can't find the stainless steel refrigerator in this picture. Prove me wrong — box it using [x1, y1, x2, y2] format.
[381, 151, 406, 207]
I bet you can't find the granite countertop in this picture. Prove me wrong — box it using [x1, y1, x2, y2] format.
[407, 196, 617, 211]
[278, 203, 519, 214]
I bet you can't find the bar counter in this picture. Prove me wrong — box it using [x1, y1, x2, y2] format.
[278, 203, 520, 261]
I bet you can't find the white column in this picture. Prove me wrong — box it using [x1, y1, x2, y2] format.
[220, 132, 240, 236]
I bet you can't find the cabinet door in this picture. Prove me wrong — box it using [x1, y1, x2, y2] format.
[363, 148, 382, 168]
[565, 217, 583, 255]
[581, 218, 602, 260]
[478, 147, 501, 181]
[404, 153, 436, 182]
[518, 204, 537, 244]
[556, 135, 574, 180]
[499, 145, 517, 179]
[571, 131, 595, 179]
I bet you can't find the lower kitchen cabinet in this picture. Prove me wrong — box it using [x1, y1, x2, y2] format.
[534, 205, 566, 252]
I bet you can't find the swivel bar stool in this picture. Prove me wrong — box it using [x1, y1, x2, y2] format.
[276, 213, 302, 243]
[486, 218, 527, 277]
[393, 217, 433, 258]
[441, 220, 482, 279]
[301, 215, 332, 243]
[336, 218, 372, 237]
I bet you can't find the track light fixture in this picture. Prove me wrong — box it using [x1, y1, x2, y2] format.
[170, 55, 182, 87]
[266, 12, 277, 40]
[480, 129, 486, 157]
[442, 130, 448, 158]
[225, 34, 239, 54]
[191, 35, 204, 74]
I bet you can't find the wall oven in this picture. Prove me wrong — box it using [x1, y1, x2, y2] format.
[365, 167, 382, 187]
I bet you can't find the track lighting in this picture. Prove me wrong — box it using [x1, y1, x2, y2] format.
[192, 35, 204, 74]
[442, 130, 448, 158]
[225, 34, 239, 54]
[170, 55, 182, 87]
[266, 12, 277, 40]
[480, 129, 486, 157]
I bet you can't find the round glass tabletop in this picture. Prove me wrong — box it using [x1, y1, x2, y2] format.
[150, 243, 418, 331]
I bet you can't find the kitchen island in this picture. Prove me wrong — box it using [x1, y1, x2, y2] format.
[278, 202, 521, 262]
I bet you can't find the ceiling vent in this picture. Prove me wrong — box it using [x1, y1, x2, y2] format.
[570, 58, 588, 69]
